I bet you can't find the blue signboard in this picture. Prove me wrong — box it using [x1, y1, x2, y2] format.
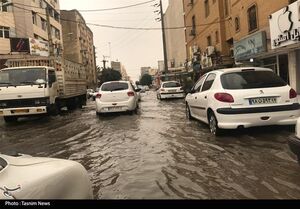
[234, 31, 267, 61]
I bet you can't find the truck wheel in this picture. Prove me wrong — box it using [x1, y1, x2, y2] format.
[49, 103, 60, 116]
[4, 116, 18, 123]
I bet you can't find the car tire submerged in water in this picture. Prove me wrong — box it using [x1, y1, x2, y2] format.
[208, 111, 223, 136]
[4, 116, 18, 123]
[186, 104, 192, 120]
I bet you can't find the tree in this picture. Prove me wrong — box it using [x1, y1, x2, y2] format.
[140, 74, 152, 86]
[99, 68, 122, 85]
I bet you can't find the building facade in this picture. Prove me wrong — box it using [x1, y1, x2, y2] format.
[61, 10, 97, 89]
[0, 0, 62, 57]
[183, 0, 300, 91]
[164, 0, 187, 69]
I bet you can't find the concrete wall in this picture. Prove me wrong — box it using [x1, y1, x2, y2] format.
[164, 0, 187, 67]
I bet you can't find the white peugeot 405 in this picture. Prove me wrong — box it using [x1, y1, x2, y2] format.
[185, 67, 300, 136]
[157, 81, 185, 100]
[95, 81, 140, 115]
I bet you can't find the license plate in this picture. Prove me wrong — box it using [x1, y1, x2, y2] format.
[108, 107, 122, 111]
[249, 97, 277, 105]
[12, 109, 29, 114]
[168, 90, 176, 93]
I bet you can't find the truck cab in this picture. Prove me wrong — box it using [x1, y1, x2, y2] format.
[0, 66, 59, 123]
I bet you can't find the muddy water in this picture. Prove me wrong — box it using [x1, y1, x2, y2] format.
[1, 91, 300, 199]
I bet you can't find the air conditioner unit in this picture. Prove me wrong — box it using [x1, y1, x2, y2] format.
[189, 29, 196, 36]
[206, 46, 215, 56]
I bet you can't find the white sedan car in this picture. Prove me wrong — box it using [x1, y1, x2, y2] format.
[0, 153, 93, 199]
[96, 81, 139, 114]
[157, 81, 185, 100]
[185, 67, 300, 136]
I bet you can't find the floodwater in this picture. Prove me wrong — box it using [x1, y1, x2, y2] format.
[1, 91, 300, 199]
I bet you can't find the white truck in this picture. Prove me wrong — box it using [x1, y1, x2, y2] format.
[0, 57, 87, 123]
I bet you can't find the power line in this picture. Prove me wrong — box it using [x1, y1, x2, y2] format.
[12, 4, 229, 31]
[12, 0, 156, 12]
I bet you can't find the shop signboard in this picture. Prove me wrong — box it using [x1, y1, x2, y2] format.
[233, 31, 267, 61]
[29, 38, 49, 57]
[269, 1, 300, 49]
[10, 38, 30, 53]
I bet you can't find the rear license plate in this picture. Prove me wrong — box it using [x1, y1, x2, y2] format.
[108, 107, 123, 111]
[168, 90, 176, 93]
[249, 97, 277, 105]
[12, 109, 29, 114]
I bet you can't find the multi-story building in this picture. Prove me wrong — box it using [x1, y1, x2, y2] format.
[229, 0, 300, 91]
[140, 67, 151, 77]
[164, 0, 187, 69]
[183, 0, 300, 91]
[183, 0, 234, 73]
[0, 0, 62, 58]
[61, 9, 97, 89]
[111, 61, 121, 72]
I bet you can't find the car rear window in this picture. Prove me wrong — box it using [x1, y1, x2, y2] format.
[221, 70, 287, 90]
[163, 82, 181, 88]
[101, 82, 129, 92]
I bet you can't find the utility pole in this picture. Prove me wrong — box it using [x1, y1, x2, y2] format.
[159, 0, 168, 75]
[45, 5, 54, 57]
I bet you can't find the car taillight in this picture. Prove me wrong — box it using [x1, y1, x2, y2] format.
[128, 91, 135, 97]
[96, 93, 102, 99]
[290, 88, 298, 99]
[214, 93, 234, 103]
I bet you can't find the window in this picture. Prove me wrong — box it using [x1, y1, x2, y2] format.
[0, 0, 9, 12]
[41, 18, 47, 31]
[191, 15, 196, 35]
[101, 82, 129, 92]
[32, 12, 37, 25]
[193, 76, 206, 92]
[221, 71, 287, 90]
[163, 82, 181, 88]
[202, 74, 216, 92]
[207, 35, 212, 46]
[235, 17, 240, 32]
[215, 31, 219, 44]
[248, 5, 258, 32]
[204, 0, 210, 17]
[0, 26, 9, 38]
[224, 0, 229, 17]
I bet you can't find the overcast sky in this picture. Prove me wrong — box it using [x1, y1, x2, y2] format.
[60, 0, 169, 82]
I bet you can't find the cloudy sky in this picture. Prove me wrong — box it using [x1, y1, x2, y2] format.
[60, 0, 169, 82]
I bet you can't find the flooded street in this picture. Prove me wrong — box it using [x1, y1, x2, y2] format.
[1, 91, 300, 199]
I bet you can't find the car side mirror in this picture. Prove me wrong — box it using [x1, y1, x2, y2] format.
[135, 88, 142, 92]
[187, 89, 195, 94]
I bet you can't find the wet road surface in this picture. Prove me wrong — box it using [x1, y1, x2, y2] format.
[1, 91, 300, 199]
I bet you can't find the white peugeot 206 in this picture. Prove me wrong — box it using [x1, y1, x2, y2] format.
[95, 81, 140, 115]
[157, 81, 185, 100]
[185, 67, 300, 136]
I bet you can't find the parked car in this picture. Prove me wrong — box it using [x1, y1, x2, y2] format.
[95, 81, 140, 115]
[87, 89, 94, 99]
[288, 118, 300, 165]
[157, 81, 185, 100]
[185, 67, 300, 136]
[0, 153, 93, 199]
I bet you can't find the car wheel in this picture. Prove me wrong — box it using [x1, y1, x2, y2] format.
[208, 112, 222, 136]
[4, 116, 18, 123]
[186, 104, 192, 120]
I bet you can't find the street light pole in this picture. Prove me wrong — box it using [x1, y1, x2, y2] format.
[159, 0, 168, 75]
